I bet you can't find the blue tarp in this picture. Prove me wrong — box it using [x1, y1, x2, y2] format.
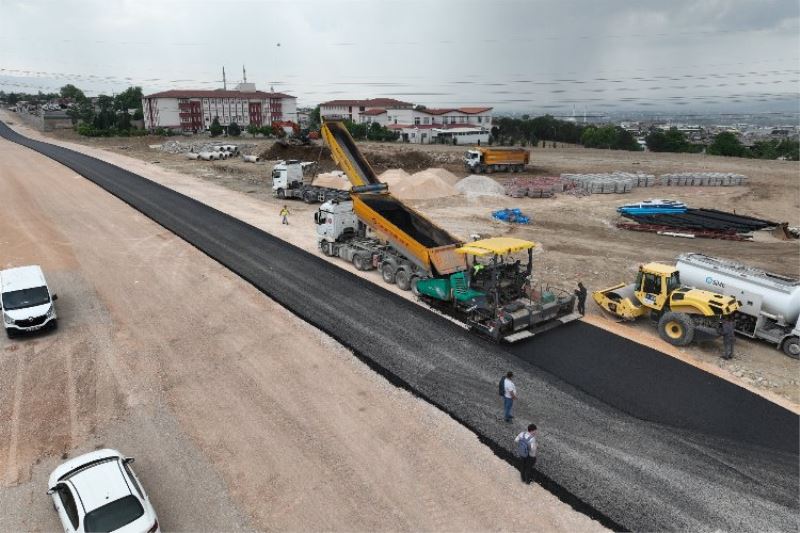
[492, 208, 530, 224]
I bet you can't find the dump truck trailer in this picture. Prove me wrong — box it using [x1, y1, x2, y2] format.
[464, 147, 529, 174]
[676, 253, 800, 358]
[317, 120, 578, 342]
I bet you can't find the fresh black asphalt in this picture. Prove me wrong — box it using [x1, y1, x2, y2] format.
[1, 122, 797, 531]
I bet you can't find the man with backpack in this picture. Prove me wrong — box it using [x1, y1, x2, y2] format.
[498, 371, 516, 422]
[514, 423, 538, 484]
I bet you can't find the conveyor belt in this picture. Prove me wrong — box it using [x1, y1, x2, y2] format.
[0, 121, 796, 531]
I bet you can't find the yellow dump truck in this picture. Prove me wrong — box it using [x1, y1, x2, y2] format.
[593, 262, 739, 346]
[464, 147, 529, 174]
[315, 120, 578, 342]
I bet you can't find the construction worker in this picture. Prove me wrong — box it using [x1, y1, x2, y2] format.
[575, 282, 587, 315]
[720, 315, 736, 360]
[514, 423, 538, 484]
[280, 205, 290, 225]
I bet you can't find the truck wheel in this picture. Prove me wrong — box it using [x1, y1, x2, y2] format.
[658, 312, 695, 346]
[321, 242, 334, 257]
[782, 337, 800, 359]
[395, 270, 411, 291]
[6, 328, 15, 339]
[486, 166, 493, 174]
[352, 254, 367, 271]
[276, 189, 285, 199]
[410, 276, 422, 296]
[303, 191, 315, 203]
[381, 264, 397, 284]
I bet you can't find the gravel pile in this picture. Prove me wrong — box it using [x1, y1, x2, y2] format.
[455, 175, 505, 197]
[391, 169, 459, 200]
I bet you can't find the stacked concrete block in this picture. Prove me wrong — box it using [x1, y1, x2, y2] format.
[659, 173, 747, 187]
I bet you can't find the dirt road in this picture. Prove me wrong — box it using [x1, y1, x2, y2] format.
[0, 135, 603, 530]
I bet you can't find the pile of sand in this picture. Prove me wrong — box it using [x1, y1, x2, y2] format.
[390, 169, 460, 200]
[455, 175, 505, 197]
[379, 169, 412, 188]
[312, 171, 350, 190]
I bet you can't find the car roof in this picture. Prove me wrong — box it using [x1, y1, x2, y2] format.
[0, 265, 46, 292]
[68, 458, 132, 513]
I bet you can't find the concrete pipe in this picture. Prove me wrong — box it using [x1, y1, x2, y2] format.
[242, 155, 260, 163]
[198, 151, 214, 161]
[186, 152, 200, 160]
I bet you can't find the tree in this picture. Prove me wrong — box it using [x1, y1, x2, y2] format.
[246, 124, 260, 138]
[67, 100, 95, 125]
[7, 92, 19, 105]
[114, 86, 143, 113]
[646, 128, 691, 153]
[707, 132, 747, 157]
[309, 105, 321, 129]
[93, 95, 116, 129]
[581, 125, 640, 151]
[116, 111, 132, 131]
[209, 117, 223, 137]
[60, 84, 86, 102]
[228, 121, 241, 137]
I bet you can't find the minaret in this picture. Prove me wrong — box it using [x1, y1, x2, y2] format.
[243, 65, 247, 83]
[222, 67, 227, 90]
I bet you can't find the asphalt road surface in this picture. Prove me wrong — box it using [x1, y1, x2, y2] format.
[1, 121, 796, 531]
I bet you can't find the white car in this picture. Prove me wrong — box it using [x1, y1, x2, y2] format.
[0, 265, 58, 337]
[47, 449, 159, 533]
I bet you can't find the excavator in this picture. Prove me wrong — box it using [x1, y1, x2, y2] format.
[593, 262, 739, 346]
[316, 119, 579, 343]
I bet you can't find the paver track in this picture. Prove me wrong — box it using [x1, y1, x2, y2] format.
[1, 122, 796, 531]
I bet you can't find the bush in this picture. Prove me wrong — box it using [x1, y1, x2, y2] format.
[228, 121, 241, 137]
[707, 132, 747, 157]
[209, 117, 223, 137]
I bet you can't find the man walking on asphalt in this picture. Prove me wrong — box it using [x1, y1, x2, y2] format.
[575, 282, 587, 316]
[720, 315, 736, 360]
[280, 205, 290, 225]
[514, 423, 538, 484]
[500, 371, 516, 422]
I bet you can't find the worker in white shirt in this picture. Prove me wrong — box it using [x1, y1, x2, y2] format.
[514, 423, 538, 484]
[503, 371, 516, 422]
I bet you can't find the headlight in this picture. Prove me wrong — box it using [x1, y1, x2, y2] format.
[3, 313, 13, 325]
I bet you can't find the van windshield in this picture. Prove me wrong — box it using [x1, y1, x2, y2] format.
[2, 287, 50, 310]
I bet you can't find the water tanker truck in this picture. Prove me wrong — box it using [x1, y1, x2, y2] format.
[676, 253, 800, 358]
[464, 147, 529, 174]
[316, 120, 579, 342]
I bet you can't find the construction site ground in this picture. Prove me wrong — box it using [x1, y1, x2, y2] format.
[0, 120, 606, 531]
[11, 115, 798, 408]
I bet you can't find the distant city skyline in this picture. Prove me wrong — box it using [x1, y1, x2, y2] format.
[1, 0, 798, 114]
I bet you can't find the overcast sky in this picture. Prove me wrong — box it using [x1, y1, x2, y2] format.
[1, 0, 798, 115]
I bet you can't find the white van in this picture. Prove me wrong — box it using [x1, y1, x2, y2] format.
[0, 265, 58, 337]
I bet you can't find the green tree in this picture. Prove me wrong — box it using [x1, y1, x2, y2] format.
[209, 117, 223, 137]
[228, 121, 241, 136]
[116, 111, 132, 131]
[7, 92, 19, 105]
[246, 124, 260, 138]
[707, 132, 747, 157]
[67, 100, 95, 125]
[309, 105, 321, 129]
[60, 84, 86, 102]
[646, 128, 690, 152]
[93, 95, 116, 129]
[113, 86, 144, 113]
[581, 125, 640, 151]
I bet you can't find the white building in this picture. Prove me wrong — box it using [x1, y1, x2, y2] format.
[319, 98, 414, 123]
[142, 83, 297, 132]
[319, 97, 493, 144]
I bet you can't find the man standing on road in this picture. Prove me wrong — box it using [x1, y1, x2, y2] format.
[514, 423, 538, 484]
[720, 315, 736, 360]
[280, 205, 290, 225]
[502, 371, 516, 422]
[575, 282, 587, 316]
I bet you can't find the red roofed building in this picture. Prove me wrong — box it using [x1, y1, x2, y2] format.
[319, 98, 413, 123]
[142, 83, 297, 132]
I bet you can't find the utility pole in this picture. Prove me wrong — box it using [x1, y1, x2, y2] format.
[222, 67, 227, 90]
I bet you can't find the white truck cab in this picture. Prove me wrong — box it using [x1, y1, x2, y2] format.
[271, 160, 315, 198]
[1, 265, 58, 337]
[315, 200, 358, 247]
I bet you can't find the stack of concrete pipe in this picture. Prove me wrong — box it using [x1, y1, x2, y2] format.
[659, 172, 747, 186]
